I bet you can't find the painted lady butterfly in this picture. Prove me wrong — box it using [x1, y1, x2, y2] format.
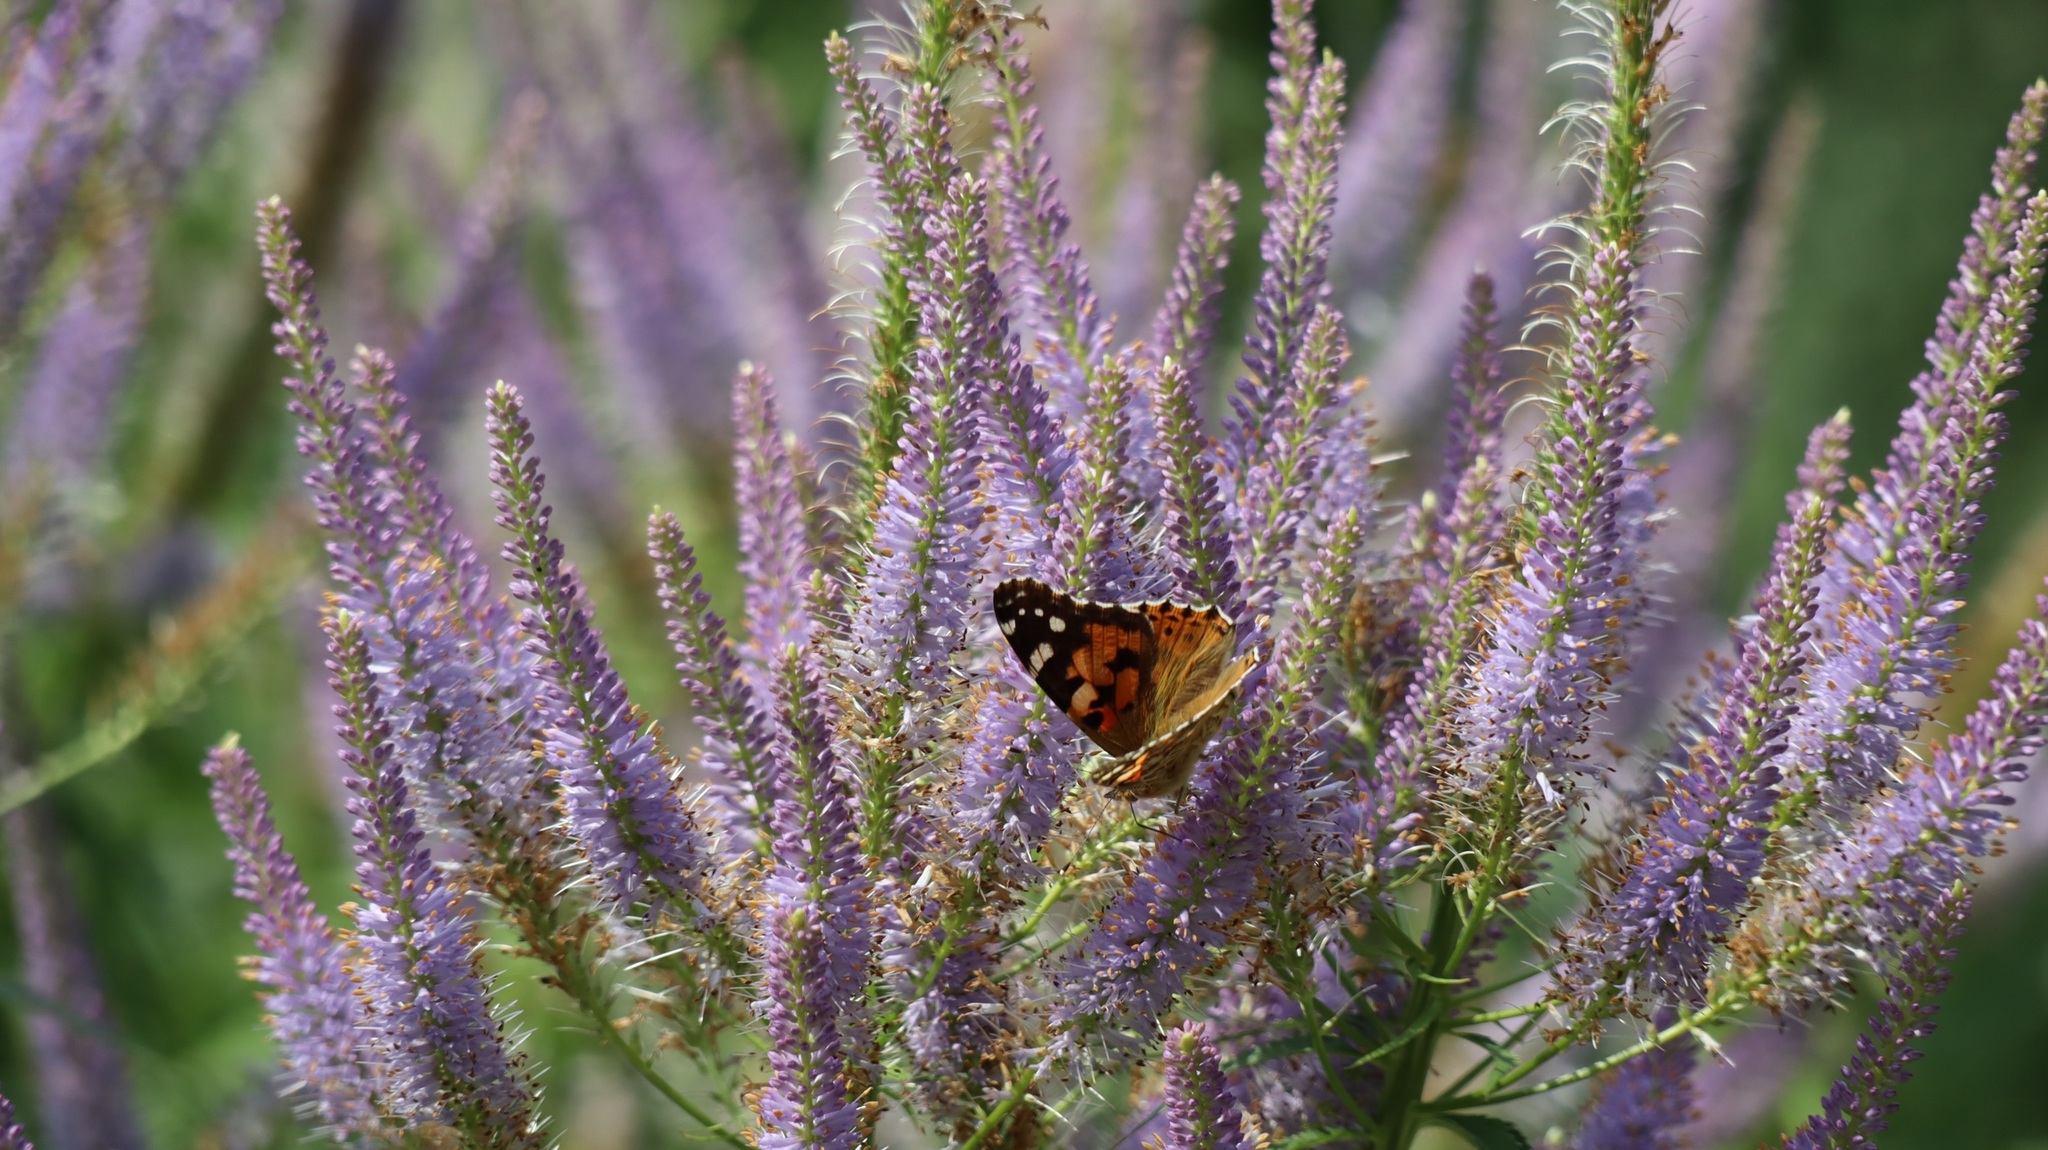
[992, 578, 1257, 799]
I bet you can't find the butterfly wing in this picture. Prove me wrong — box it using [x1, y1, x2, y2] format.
[993, 578, 1156, 757]
[1141, 602, 1236, 719]
[1089, 649, 1258, 799]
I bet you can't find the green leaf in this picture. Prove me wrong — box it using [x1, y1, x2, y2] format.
[1428, 1113, 1532, 1150]
[1268, 1128, 1356, 1150]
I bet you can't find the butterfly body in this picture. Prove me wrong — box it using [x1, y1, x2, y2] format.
[992, 578, 1255, 799]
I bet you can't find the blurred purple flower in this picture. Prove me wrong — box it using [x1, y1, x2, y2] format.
[2, 801, 147, 1150]
[1331, 0, 1468, 299]
[0, 1088, 30, 1150]
[733, 364, 817, 677]
[1574, 1037, 1694, 1150]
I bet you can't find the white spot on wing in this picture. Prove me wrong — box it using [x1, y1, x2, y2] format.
[1001, 620, 1017, 635]
[1048, 616, 1066, 632]
[1030, 642, 1055, 671]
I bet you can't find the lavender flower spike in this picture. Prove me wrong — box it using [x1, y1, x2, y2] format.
[1450, 241, 1651, 798]
[1436, 273, 1509, 508]
[649, 509, 787, 852]
[754, 647, 873, 1150]
[488, 381, 706, 913]
[849, 169, 992, 706]
[0, 1088, 29, 1150]
[1781, 889, 1969, 1150]
[1152, 355, 1242, 617]
[1889, 81, 2047, 496]
[204, 738, 383, 1139]
[1156, 1023, 1257, 1150]
[1552, 412, 1849, 1013]
[733, 362, 815, 678]
[327, 612, 542, 1148]
[1727, 579, 2048, 1017]
[257, 197, 396, 598]
[1149, 175, 1241, 386]
[988, 32, 1109, 402]
[846, 168, 998, 861]
[1225, 0, 1347, 471]
[1778, 189, 2048, 826]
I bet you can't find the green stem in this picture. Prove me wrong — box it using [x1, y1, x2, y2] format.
[958, 1071, 1037, 1150]
[1455, 1001, 1548, 1026]
[1435, 1014, 1545, 1101]
[1428, 982, 1753, 1112]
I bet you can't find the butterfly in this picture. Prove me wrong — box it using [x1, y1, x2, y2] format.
[992, 578, 1257, 799]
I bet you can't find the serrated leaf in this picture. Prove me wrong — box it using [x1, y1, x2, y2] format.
[1428, 1113, 1532, 1150]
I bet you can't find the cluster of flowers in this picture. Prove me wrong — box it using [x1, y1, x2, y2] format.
[1, 0, 2040, 1147]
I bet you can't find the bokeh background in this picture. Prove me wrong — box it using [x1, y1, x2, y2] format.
[1, 0, 2046, 1146]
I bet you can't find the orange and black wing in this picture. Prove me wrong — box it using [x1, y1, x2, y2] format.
[993, 578, 1156, 756]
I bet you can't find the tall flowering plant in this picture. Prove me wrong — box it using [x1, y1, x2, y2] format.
[123, 0, 2048, 1148]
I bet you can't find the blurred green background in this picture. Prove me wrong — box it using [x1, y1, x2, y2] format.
[2, 0, 2047, 1147]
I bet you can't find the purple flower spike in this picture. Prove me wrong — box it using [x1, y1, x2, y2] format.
[1158, 1023, 1257, 1150]
[1437, 273, 1509, 508]
[1235, 304, 1356, 612]
[979, 330, 1074, 569]
[1150, 355, 1243, 622]
[356, 344, 494, 618]
[0, 1089, 30, 1150]
[733, 363, 815, 678]
[263, 203, 546, 848]
[989, 33, 1109, 406]
[1735, 579, 2048, 1013]
[327, 613, 542, 1148]
[1370, 274, 1512, 829]
[1150, 176, 1242, 387]
[1054, 351, 1145, 597]
[1890, 81, 2046, 494]
[1807, 86, 2043, 639]
[649, 509, 788, 852]
[851, 170, 994, 704]
[754, 648, 873, 1150]
[204, 739, 384, 1139]
[1780, 190, 2048, 826]
[947, 681, 1080, 891]
[1781, 890, 1968, 1150]
[1574, 1038, 1694, 1150]
[1553, 411, 1848, 1013]
[1450, 242, 1651, 800]
[1225, 0, 1347, 472]
[488, 382, 706, 913]
[257, 198, 397, 598]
